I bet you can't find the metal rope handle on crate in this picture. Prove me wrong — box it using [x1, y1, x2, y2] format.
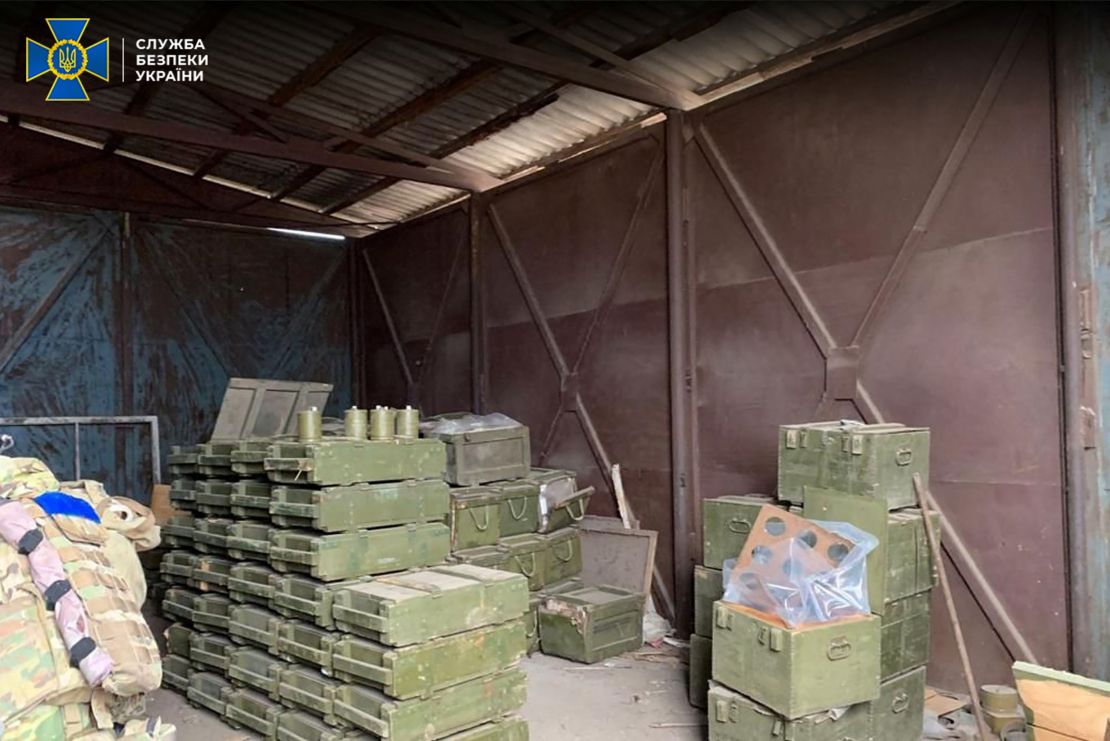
[553, 539, 575, 563]
[507, 496, 529, 522]
[513, 552, 537, 577]
[565, 486, 594, 522]
[467, 506, 492, 531]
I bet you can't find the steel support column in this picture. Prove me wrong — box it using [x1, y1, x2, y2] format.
[470, 196, 487, 414]
[666, 109, 695, 635]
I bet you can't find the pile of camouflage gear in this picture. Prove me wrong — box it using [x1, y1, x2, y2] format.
[0, 456, 175, 740]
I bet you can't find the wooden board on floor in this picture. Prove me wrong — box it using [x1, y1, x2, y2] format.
[1013, 661, 1110, 741]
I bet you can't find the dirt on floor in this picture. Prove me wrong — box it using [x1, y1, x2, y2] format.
[147, 647, 705, 740]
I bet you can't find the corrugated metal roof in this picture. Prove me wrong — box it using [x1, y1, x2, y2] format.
[0, 1, 914, 230]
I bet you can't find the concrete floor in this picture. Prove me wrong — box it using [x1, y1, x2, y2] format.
[147, 648, 705, 740]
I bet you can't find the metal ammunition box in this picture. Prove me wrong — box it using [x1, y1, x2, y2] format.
[331, 564, 529, 647]
[525, 594, 541, 655]
[711, 602, 881, 718]
[225, 688, 284, 739]
[165, 622, 193, 658]
[198, 441, 237, 478]
[538, 585, 644, 664]
[694, 566, 723, 639]
[160, 550, 198, 587]
[273, 574, 367, 627]
[872, 667, 926, 741]
[528, 468, 591, 534]
[227, 520, 273, 561]
[445, 716, 529, 741]
[264, 437, 446, 487]
[276, 620, 337, 671]
[804, 490, 938, 613]
[187, 672, 234, 716]
[228, 647, 285, 700]
[162, 654, 193, 693]
[168, 445, 200, 476]
[334, 667, 527, 741]
[880, 592, 932, 680]
[541, 527, 582, 585]
[271, 480, 449, 533]
[689, 634, 711, 710]
[489, 479, 540, 538]
[498, 534, 547, 591]
[169, 479, 197, 512]
[230, 479, 274, 519]
[193, 593, 234, 632]
[423, 414, 530, 486]
[706, 680, 872, 741]
[193, 517, 233, 555]
[229, 562, 282, 607]
[231, 440, 273, 477]
[449, 544, 510, 570]
[163, 586, 201, 624]
[278, 665, 346, 727]
[331, 619, 526, 700]
[192, 555, 233, 594]
[195, 479, 234, 516]
[275, 710, 364, 741]
[449, 486, 503, 550]
[229, 604, 286, 652]
[777, 422, 930, 508]
[269, 523, 450, 581]
[163, 514, 196, 548]
[189, 630, 235, 673]
[702, 496, 775, 570]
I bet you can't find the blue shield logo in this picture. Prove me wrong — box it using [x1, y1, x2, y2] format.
[26, 19, 109, 101]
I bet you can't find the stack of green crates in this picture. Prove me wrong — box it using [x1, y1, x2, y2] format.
[698, 422, 935, 741]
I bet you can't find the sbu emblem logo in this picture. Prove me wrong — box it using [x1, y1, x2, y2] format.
[26, 19, 109, 101]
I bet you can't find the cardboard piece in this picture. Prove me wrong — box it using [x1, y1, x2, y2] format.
[925, 686, 969, 717]
[1013, 661, 1110, 741]
[578, 516, 656, 596]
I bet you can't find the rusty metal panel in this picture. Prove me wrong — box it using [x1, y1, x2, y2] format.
[692, 5, 1063, 687]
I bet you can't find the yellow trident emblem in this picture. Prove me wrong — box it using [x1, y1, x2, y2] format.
[57, 45, 78, 73]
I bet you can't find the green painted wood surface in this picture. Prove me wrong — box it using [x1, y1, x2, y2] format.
[228, 647, 285, 701]
[538, 585, 644, 664]
[491, 479, 541, 537]
[694, 566, 724, 638]
[703, 496, 775, 570]
[690, 634, 712, 710]
[225, 688, 283, 739]
[880, 592, 932, 680]
[268, 522, 450, 581]
[228, 563, 281, 608]
[450, 486, 503, 550]
[278, 665, 346, 727]
[541, 527, 583, 585]
[264, 437, 446, 486]
[270, 479, 449, 532]
[187, 672, 234, 716]
[228, 604, 286, 652]
[707, 680, 872, 740]
[871, 667, 926, 741]
[443, 716, 529, 740]
[272, 574, 368, 627]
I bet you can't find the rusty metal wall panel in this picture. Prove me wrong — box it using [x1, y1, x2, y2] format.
[691, 5, 1063, 687]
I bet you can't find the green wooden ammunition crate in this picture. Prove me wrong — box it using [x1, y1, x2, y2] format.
[272, 574, 367, 627]
[270, 479, 449, 532]
[225, 688, 284, 739]
[538, 585, 644, 664]
[449, 486, 503, 550]
[192, 555, 232, 593]
[880, 592, 932, 680]
[538, 576, 584, 597]
[228, 647, 286, 701]
[803, 490, 938, 613]
[541, 527, 582, 585]
[169, 479, 197, 512]
[193, 593, 233, 632]
[269, 522, 449, 581]
[168, 445, 200, 477]
[160, 551, 197, 587]
[189, 630, 235, 673]
[490, 479, 540, 537]
[229, 563, 281, 607]
[872, 666, 926, 741]
[165, 622, 193, 658]
[227, 520, 273, 561]
[162, 654, 193, 693]
[230, 479, 274, 519]
[498, 534, 547, 591]
[706, 680, 873, 741]
[449, 545, 510, 570]
[231, 440, 273, 477]
[445, 716, 528, 741]
[694, 566, 723, 639]
[278, 665, 346, 728]
[163, 514, 196, 548]
[334, 667, 527, 741]
[264, 438, 446, 486]
[423, 414, 530, 486]
[525, 594, 541, 655]
[689, 634, 711, 710]
[276, 620, 337, 671]
[193, 517, 233, 555]
[163, 586, 201, 623]
[187, 672, 234, 716]
[778, 422, 930, 509]
[195, 479, 234, 516]
[331, 619, 526, 701]
[198, 441, 236, 478]
[702, 496, 774, 570]
[229, 604, 286, 652]
[711, 602, 881, 718]
[331, 564, 528, 647]
[275, 711, 364, 741]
